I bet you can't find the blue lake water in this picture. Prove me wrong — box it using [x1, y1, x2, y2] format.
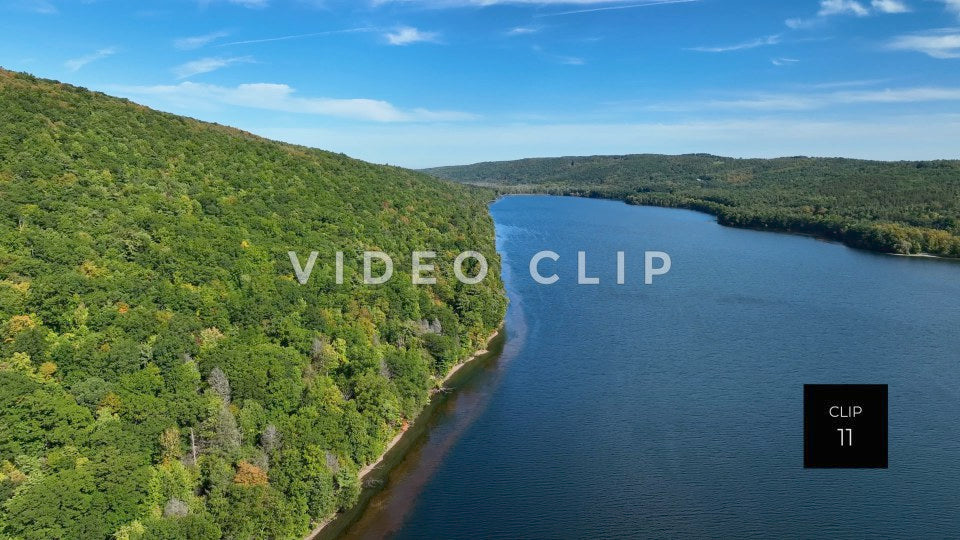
[343, 195, 960, 539]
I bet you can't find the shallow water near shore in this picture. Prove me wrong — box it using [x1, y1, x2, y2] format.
[340, 195, 960, 539]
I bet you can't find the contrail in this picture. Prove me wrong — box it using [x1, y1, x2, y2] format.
[218, 27, 376, 46]
[538, 0, 701, 17]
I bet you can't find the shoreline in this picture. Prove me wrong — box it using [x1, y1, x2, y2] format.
[306, 327, 502, 539]
[890, 252, 947, 259]
[355, 329, 499, 481]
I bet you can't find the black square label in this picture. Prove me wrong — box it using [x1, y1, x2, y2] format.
[804, 384, 887, 468]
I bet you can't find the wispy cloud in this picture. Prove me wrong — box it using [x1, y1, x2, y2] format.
[541, 0, 700, 16]
[772, 57, 800, 66]
[787, 0, 909, 28]
[507, 26, 540, 36]
[371, 0, 700, 15]
[888, 29, 960, 58]
[13, 0, 57, 14]
[532, 44, 586, 65]
[818, 0, 870, 16]
[871, 0, 910, 13]
[802, 79, 891, 89]
[64, 47, 116, 71]
[219, 27, 375, 46]
[173, 56, 254, 78]
[385, 26, 440, 45]
[942, 0, 960, 17]
[687, 35, 780, 53]
[197, 0, 269, 7]
[213, 0, 269, 7]
[110, 82, 478, 122]
[375, 0, 694, 6]
[648, 86, 960, 112]
[558, 55, 585, 65]
[175, 31, 229, 50]
[785, 17, 821, 29]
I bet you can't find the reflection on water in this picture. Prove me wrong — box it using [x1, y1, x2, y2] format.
[336, 223, 529, 539]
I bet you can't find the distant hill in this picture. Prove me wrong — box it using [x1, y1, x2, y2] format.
[424, 154, 960, 258]
[0, 68, 505, 539]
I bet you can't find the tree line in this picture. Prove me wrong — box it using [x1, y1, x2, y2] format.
[425, 154, 960, 258]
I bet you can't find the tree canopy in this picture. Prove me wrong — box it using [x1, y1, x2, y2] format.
[425, 154, 960, 257]
[0, 68, 506, 539]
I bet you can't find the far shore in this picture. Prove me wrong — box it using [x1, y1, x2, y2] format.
[306, 326, 502, 540]
[490, 193, 960, 263]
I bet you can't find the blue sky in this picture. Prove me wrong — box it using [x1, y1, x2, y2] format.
[1, 0, 959, 167]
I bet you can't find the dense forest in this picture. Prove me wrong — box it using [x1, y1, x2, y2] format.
[425, 154, 960, 258]
[0, 68, 506, 539]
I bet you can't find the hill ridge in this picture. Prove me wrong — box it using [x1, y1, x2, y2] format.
[424, 154, 960, 258]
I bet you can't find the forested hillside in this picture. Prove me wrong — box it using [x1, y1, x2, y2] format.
[425, 154, 960, 258]
[0, 68, 505, 539]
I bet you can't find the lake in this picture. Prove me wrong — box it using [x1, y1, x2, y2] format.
[340, 195, 960, 539]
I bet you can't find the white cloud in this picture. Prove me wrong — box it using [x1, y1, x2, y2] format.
[888, 29, 960, 58]
[174, 31, 229, 50]
[385, 26, 439, 45]
[787, 0, 908, 30]
[818, 0, 869, 16]
[64, 47, 116, 71]
[687, 35, 780, 53]
[173, 56, 253, 78]
[109, 81, 478, 122]
[871, 0, 909, 13]
[785, 17, 818, 29]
